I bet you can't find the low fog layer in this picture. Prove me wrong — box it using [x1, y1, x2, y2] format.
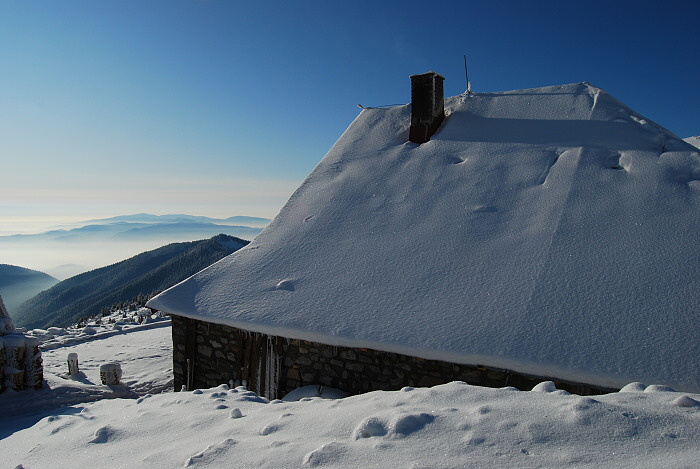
[0, 214, 269, 279]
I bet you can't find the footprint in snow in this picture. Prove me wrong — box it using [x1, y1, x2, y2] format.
[260, 423, 281, 436]
[353, 417, 388, 439]
[497, 420, 518, 432]
[353, 413, 435, 439]
[49, 421, 74, 435]
[445, 155, 465, 165]
[475, 405, 491, 415]
[89, 425, 119, 444]
[184, 439, 237, 467]
[302, 441, 347, 467]
[456, 421, 471, 431]
[672, 396, 699, 407]
[462, 432, 487, 446]
[390, 413, 435, 436]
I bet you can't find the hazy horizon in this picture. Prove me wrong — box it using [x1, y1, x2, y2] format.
[0, 211, 275, 236]
[0, 213, 269, 278]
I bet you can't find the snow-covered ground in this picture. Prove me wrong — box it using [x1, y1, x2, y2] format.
[2, 310, 173, 422]
[1, 316, 699, 468]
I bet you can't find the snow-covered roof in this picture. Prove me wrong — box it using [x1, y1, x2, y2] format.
[684, 135, 700, 149]
[148, 82, 700, 393]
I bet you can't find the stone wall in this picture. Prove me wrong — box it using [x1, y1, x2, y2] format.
[171, 315, 616, 398]
[171, 315, 245, 391]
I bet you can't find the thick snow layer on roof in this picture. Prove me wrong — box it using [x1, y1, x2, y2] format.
[149, 83, 700, 392]
[684, 135, 700, 149]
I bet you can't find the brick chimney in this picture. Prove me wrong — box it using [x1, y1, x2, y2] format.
[409, 71, 445, 144]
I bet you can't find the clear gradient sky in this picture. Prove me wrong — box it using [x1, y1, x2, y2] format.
[1, 0, 698, 234]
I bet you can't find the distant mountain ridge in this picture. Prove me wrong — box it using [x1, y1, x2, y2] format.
[3, 221, 264, 242]
[0, 264, 58, 313]
[0, 213, 269, 277]
[81, 213, 270, 227]
[13, 234, 248, 329]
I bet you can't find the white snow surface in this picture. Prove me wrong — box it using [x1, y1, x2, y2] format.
[684, 135, 700, 149]
[148, 83, 700, 392]
[2, 324, 699, 468]
[2, 314, 173, 420]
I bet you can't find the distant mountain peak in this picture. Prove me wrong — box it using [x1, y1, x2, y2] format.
[82, 213, 271, 226]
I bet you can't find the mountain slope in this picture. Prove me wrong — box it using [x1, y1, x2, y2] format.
[14, 234, 247, 328]
[0, 264, 58, 313]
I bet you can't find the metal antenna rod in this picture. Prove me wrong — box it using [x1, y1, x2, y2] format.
[464, 55, 473, 95]
[464, 55, 469, 89]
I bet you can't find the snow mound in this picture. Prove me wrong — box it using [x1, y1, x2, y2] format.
[672, 395, 699, 407]
[531, 381, 558, 393]
[184, 438, 237, 467]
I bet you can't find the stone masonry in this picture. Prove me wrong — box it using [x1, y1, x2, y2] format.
[171, 315, 616, 398]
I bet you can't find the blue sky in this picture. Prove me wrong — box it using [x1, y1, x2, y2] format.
[1, 0, 698, 232]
